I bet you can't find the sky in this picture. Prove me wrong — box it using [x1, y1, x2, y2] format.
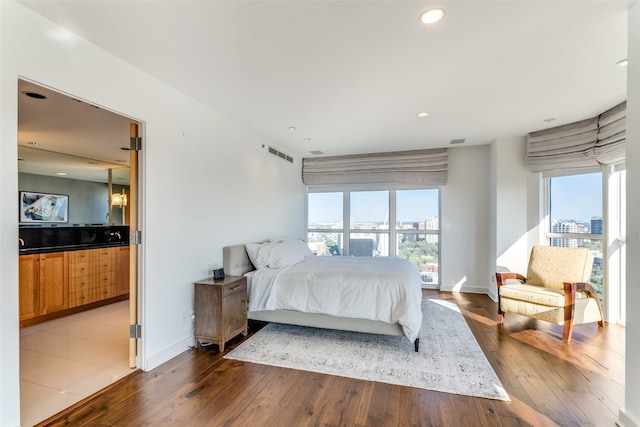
[550, 173, 602, 221]
[308, 190, 439, 224]
[309, 172, 603, 224]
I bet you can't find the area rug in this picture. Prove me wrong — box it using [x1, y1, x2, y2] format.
[225, 299, 509, 401]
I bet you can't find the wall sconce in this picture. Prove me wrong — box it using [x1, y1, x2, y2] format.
[111, 192, 127, 207]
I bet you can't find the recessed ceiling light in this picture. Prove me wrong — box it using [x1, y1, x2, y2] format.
[616, 59, 628, 67]
[56, 172, 67, 176]
[288, 126, 297, 132]
[416, 112, 430, 118]
[544, 117, 556, 123]
[22, 91, 47, 100]
[419, 8, 445, 24]
[304, 138, 311, 142]
[27, 141, 42, 146]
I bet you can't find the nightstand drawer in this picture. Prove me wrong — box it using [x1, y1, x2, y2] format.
[222, 280, 247, 297]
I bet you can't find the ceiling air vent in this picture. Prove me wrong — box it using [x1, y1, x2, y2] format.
[449, 138, 466, 145]
[309, 150, 324, 155]
[268, 146, 294, 164]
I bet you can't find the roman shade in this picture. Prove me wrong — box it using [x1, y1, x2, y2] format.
[526, 101, 626, 173]
[595, 101, 626, 165]
[526, 117, 599, 173]
[302, 148, 448, 186]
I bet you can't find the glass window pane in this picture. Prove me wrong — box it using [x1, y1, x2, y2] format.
[307, 232, 343, 256]
[548, 172, 603, 304]
[308, 192, 343, 229]
[349, 232, 388, 257]
[350, 191, 389, 230]
[396, 233, 439, 287]
[549, 173, 602, 236]
[396, 189, 439, 231]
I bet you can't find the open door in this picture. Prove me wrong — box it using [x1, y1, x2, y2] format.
[129, 123, 140, 368]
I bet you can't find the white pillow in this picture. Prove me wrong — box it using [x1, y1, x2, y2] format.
[245, 239, 313, 269]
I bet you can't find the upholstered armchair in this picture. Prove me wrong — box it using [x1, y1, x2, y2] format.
[496, 246, 604, 342]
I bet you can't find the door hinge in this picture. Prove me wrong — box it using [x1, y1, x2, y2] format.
[130, 230, 142, 245]
[130, 136, 142, 151]
[129, 324, 142, 339]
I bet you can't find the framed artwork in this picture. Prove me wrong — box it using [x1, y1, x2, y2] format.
[19, 191, 69, 223]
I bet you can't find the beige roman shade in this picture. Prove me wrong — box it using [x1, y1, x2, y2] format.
[595, 101, 626, 165]
[526, 117, 599, 173]
[526, 101, 626, 173]
[302, 148, 448, 186]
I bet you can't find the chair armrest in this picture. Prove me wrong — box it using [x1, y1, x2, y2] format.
[495, 272, 525, 288]
[563, 282, 599, 301]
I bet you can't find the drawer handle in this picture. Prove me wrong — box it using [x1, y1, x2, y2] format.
[231, 285, 243, 291]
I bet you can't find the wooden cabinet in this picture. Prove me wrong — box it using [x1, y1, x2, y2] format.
[68, 248, 117, 307]
[116, 246, 130, 296]
[194, 276, 248, 351]
[19, 251, 69, 321]
[19, 246, 130, 326]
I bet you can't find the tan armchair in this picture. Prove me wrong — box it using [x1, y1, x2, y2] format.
[496, 245, 604, 342]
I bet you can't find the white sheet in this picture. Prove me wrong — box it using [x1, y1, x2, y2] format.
[245, 256, 423, 342]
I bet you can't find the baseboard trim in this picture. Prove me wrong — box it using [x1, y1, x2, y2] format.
[144, 336, 193, 371]
[619, 409, 640, 427]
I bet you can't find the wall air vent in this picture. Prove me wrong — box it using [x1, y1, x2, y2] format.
[309, 150, 324, 155]
[268, 146, 294, 164]
[449, 138, 466, 145]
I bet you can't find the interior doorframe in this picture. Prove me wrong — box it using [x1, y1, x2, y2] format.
[16, 78, 145, 372]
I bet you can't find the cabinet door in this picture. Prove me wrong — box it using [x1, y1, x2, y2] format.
[39, 252, 69, 314]
[223, 289, 247, 339]
[19, 255, 38, 321]
[116, 246, 130, 296]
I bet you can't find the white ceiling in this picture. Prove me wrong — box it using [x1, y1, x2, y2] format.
[18, 0, 629, 160]
[18, 79, 132, 184]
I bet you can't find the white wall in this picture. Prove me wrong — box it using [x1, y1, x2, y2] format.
[1, 3, 306, 425]
[441, 145, 491, 294]
[621, 2, 640, 426]
[493, 137, 531, 295]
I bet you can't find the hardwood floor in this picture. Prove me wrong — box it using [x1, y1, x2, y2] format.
[38, 290, 625, 427]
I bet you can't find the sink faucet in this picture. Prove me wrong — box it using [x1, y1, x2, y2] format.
[110, 231, 121, 239]
[19, 238, 25, 246]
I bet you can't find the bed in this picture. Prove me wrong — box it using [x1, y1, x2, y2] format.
[223, 239, 423, 351]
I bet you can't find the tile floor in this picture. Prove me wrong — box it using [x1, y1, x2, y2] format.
[20, 300, 135, 427]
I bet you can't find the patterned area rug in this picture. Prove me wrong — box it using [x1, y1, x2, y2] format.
[225, 299, 509, 401]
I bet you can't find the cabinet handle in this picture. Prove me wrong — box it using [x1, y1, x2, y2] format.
[231, 285, 243, 291]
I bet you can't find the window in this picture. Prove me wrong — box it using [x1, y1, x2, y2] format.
[546, 172, 604, 301]
[307, 192, 343, 256]
[307, 188, 440, 288]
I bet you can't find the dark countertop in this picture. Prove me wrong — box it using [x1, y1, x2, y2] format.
[19, 225, 129, 254]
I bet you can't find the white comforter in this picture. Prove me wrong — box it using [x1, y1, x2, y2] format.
[245, 256, 423, 342]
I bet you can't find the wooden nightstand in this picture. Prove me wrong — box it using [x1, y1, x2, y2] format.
[194, 275, 248, 351]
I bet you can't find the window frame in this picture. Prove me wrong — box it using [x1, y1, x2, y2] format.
[306, 186, 441, 287]
[541, 165, 626, 324]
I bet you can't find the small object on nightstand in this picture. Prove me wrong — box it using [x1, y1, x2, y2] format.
[213, 267, 225, 280]
[193, 275, 247, 352]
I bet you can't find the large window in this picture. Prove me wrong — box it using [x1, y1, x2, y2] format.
[547, 172, 604, 300]
[545, 168, 626, 324]
[307, 189, 440, 288]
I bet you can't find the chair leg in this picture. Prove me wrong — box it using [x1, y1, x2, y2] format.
[562, 321, 573, 342]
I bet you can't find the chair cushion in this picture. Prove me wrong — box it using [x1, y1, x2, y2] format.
[526, 246, 593, 290]
[499, 283, 588, 307]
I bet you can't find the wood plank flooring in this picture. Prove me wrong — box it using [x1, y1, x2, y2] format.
[38, 290, 625, 427]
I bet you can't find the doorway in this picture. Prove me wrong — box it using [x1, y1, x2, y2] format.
[17, 79, 141, 426]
